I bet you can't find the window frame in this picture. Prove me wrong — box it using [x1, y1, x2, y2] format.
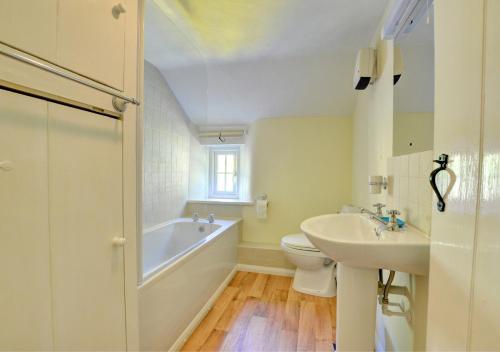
[208, 146, 240, 199]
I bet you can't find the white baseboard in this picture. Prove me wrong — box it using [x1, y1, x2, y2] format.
[236, 263, 295, 277]
[169, 265, 238, 352]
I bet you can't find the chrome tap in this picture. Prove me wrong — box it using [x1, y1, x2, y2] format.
[373, 203, 386, 216]
[360, 207, 387, 226]
[192, 212, 199, 222]
[386, 209, 401, 232]
[208, 213, 215, 224]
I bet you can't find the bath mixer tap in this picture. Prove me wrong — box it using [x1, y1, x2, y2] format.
[208, 213, 215, 224]
[192, 212, 199, 222]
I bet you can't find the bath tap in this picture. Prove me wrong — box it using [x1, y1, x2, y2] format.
[192, 212, 199, 222]
[208, 213, 215, 224]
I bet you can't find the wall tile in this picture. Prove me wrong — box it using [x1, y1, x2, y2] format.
[387, 150, 433, 234]
[409, 153, 420, 177]
[399, 155, 409, 177]
[143, 61, 191, 229]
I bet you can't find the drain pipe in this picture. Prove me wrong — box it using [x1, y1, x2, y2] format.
[382, 270, 396, 304]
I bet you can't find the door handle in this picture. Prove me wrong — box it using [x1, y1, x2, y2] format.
[112, 236, 126, 246]
[429, 154, 449, 212]
[0, 160, 13, 171]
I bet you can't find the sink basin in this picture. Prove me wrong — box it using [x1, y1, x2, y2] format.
[301, 213, 430, 275]
[300, 213, 430, 351]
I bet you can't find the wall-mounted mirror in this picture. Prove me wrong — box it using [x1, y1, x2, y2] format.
[393, 10, 434, 156]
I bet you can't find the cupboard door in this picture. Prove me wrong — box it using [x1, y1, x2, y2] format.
[0, 0, 57, 62]
[469, 0, 500, 349]
[48, 104, 126, 350]
[57, 0, 126, 90]
[0, 91, 53, 350]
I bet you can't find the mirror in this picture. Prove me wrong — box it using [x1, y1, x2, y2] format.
[393, 11, 434, 156]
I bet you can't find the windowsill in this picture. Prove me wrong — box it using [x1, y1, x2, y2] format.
[187, 199, 254, 206]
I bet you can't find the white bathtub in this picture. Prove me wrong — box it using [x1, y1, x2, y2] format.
[138, 217, 240, 351]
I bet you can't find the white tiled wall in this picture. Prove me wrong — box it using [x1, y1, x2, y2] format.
[387, 150, 433, 234]
[143, 61, 191, 229]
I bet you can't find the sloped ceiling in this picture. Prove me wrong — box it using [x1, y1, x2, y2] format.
[145, 0, 389, 125]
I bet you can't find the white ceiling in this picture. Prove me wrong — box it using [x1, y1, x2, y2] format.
[145, 0, 390, 125]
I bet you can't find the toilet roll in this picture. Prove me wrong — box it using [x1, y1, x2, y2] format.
[256, 199, 268, 219]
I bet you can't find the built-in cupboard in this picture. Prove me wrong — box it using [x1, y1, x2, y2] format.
[0, 0, 126, 90]
[0, 90, 126, 350]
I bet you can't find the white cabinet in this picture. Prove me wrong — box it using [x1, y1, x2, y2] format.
[0, 90, 54, 350]
[0, 93, 127, 350]
[0, 0, 126, 90]
[48, 104, 126, 350]
[0, 0, 58, 61]
[56, 0, 126, 90]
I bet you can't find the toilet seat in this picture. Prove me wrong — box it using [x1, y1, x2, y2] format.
[281, 234, 320, 252]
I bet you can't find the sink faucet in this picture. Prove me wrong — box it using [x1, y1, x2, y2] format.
[192, 212, 199, 222]
[374, 209, 401, 236]
[360, 207, 386, 226]
[208, 213, 215, 224]
[386, 210, 401, 232]
[373, 203, 386, 216]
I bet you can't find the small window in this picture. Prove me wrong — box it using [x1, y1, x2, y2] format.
[209, 146, 240, 199]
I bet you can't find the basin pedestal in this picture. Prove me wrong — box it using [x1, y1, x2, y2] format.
[336, 263, 378, 351]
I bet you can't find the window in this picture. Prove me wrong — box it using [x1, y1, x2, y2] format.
[209, 146, 240, 199]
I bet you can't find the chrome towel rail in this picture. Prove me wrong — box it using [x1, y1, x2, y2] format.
[0, 44, 140, 110]
[0, 79, 122, 120]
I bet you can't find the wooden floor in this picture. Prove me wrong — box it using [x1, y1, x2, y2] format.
[181, 271, 336, 352]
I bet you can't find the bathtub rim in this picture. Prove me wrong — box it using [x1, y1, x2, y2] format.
[139, 217, 241, 289]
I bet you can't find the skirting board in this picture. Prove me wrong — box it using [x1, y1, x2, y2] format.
[168, 264, 295, 351]
[169, 265, 238, 351]
[236, 263, 295, 277]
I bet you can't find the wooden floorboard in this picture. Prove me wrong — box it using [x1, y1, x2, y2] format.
[181, 271, 336, 352]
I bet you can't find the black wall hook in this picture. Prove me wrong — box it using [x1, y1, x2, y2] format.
[429, 154, 449, 212]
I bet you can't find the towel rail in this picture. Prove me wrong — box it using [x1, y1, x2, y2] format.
[0, 78, 122, 120]
[0, 43, 140, 110]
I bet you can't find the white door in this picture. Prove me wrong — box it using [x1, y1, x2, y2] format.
[0, 0, 58, 62]
[48, 104, 126, 350]
[469, 0, 500, 349]
[425, 0, 485, 350]
[57, 0, 126, 90]
[0, 90, 53, 350]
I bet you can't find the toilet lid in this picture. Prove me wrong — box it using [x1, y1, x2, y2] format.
[282, 234, 320, 252]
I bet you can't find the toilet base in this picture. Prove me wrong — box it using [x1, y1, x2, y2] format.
[292, 263, 336, 297]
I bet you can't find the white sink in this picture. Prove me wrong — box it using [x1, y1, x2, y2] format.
[300, 213, 430, 352]
[300, 213, 430, 275]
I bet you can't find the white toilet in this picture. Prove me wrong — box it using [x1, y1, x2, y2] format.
[281, 233, 336, 297]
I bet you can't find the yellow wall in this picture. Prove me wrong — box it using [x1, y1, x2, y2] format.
[352, 38, 394, 209]
[351, 26, 428, 352]
[394, 112, 434, 156]
[241, 116, 352, 244]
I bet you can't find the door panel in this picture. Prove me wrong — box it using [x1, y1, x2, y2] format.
[0, 90, 53, 350]
[57, 0, 126, 90]
[469, 0, 500, 349]
[0, 0, 57, 62]
[48, 104, 126, 350]
[425, 0, 484, 350]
